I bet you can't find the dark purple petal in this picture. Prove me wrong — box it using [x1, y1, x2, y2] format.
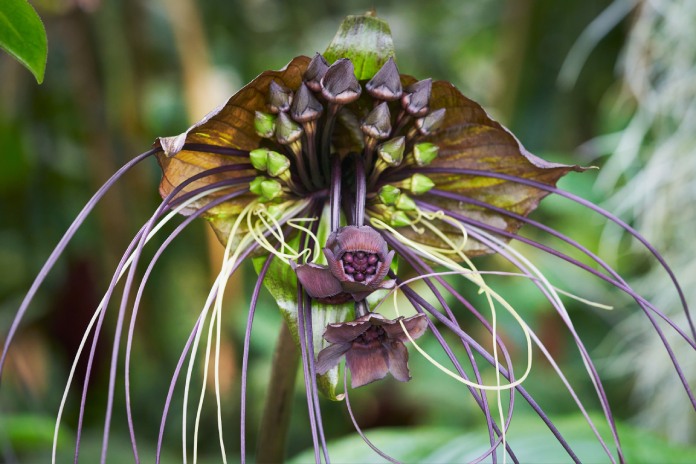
[382, 313, 429, 343]
[293, 262, 344, 299]
[346, 343, 390, 388]
[385, 340, 411, 382]
[323, 318, 372, 344]
[316, 343, 351, 374]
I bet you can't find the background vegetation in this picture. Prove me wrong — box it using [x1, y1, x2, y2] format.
[1, 0, 694, 461]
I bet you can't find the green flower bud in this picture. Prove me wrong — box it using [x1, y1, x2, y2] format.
[378, 185, 401, 205]
[395, 194, 416, 211]
[249, 176, 282, 201]
[390, 210, 412, 227]
[249, 148, 269, 171]
[413, 142, 439, 166]
[267, 150, 291, 177]
[276, 112, 303, 145]
[409, 173, 435, 195]
[254, 112, 276, 138]
[378, 136, 405, 166]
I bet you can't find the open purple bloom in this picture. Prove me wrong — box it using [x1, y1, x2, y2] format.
[316, 313, 428, 388]
[294, 225, 395, 303]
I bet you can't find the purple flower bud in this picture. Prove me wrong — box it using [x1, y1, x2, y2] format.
[366, 57, 403, 101]
[401, 78, 432, 117]
[304, 53, 330, 92]
[321, 58, 362, 104]
[268, 80, 293, 113]
[360, 102, 392, 140]
[291, 82, 323, 123]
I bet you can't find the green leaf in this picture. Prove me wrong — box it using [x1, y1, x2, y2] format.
[0, 413, 67, 452]
[289, 414, 696, 463]
[324, 13, 395, 81]
[253, 206, 352, 400]
[0, 0, 48, 84]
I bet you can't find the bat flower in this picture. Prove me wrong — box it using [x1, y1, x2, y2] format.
[315, 312, 428, 388]
[294, 225, 396, 303]
[3, 12, 694, 464]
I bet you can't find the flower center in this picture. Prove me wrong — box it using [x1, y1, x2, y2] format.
[341, 251, 380, 282]
[356, 326, 386, 345]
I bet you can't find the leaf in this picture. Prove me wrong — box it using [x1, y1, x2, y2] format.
[253, 206, 352, 400]
[154, 55, 310, 245]
[0, 413, 67, 452]
[324, 13, 395, 81]
[399, 80, 586, 256]
[289, 414, 696, 463]
[0, 0, 47, 84]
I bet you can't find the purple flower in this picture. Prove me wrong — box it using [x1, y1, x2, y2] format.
[294, 225, 395, 303]
[316, 313, 428, 388]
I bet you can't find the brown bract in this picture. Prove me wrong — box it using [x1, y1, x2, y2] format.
[316, 313, 428, 388]
[154, 56, 311, 245]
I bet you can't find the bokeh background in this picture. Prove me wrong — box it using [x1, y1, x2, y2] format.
[1, 0, 695, 461]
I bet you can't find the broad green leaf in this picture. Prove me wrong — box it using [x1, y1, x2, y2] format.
[0, 413, 67, 451]
[0, 0, 47, 84]
[289, 414, 696, 463]
[324, 13, 395, 81]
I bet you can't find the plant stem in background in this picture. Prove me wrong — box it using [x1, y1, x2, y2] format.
[256, 322, 300, 463]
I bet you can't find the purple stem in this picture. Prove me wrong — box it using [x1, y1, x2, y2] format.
[297, 287, 322, 463]
[415, 199, 696, 411]
[113, 168, 254, 462]
[240, 256, 274, 463]
[414, 167, 695, 341]
[0, 148, 157, 377]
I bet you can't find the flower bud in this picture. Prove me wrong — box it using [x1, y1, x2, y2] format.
[304, 53, 330, 92]
[413, 142, 439, 166]
[249, 148, 270, 171]
[366, 57, 402, 101]
[395, 193, 416, 211]
[401, 78, 432, 117]
[390, 210, 412, 227]
[254, 111, 276, 138]
[416, 108, 445, 135]
[268, 80, 293, 113]
[377, 136, 405, 166]
[291, 83, 323, 123]
[321, 58, 362, 104]
[250, 176, 283, 202]
[275, 112, 303, 145]
[409, 173, 435, 195]
[266, 150, 290, 177]
[378, 185, 401, 205]
[361, 102, 392, 140]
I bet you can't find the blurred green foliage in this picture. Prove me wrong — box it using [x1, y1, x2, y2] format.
[1, 0, 689, 461]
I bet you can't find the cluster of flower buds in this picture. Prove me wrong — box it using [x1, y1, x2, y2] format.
[249, 53, 443, 210]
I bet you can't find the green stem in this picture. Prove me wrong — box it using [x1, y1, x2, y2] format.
[256, 323, 300, 463]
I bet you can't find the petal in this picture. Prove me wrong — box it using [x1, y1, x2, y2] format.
[383, 314, 429, 343]
[154, 55, 311, 245]
[323, 319, 371, 344]
[386, 340, 411, 382]
[345, 344, 390, 388]
[326, 226, 389, 258]
[293, 262, 345, 299]
[316, 343, 351, 374]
